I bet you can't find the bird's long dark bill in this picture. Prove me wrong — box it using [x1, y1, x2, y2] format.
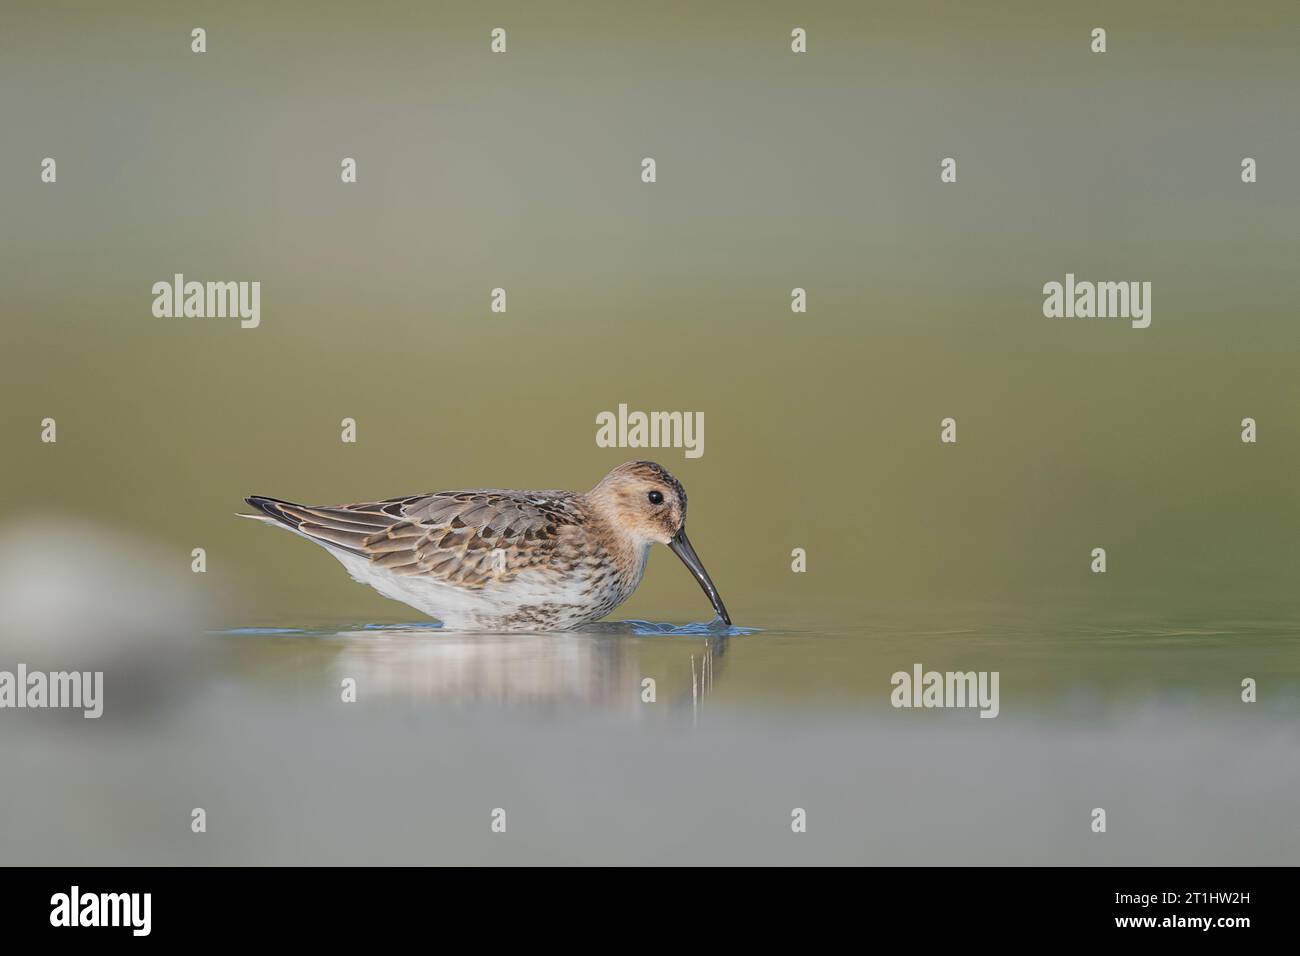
[669, 527, 732, 626]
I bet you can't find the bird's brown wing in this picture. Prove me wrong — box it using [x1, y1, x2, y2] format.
[246, 490, 586, 588]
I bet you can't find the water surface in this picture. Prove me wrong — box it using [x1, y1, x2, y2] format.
[4, 603, 1295, 865]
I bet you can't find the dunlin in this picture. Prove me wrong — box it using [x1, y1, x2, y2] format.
[240, 460, 731, 632]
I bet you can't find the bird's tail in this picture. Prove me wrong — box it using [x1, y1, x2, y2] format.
[238, 495, 392, 557]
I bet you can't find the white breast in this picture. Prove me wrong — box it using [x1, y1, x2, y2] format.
[327, 545, 607, 631]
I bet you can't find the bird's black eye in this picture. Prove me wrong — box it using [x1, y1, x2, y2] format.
[648, 490, 664, 505]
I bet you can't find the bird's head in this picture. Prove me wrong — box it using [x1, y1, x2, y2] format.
[589, 461, 730, 625]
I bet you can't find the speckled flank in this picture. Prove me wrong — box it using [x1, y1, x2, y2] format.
[243, 460, 721, 631]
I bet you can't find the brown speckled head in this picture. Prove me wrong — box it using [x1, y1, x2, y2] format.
[587, 460, 731, 625]
[588, 460, 687, 545]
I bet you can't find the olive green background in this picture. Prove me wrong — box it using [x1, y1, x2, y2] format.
[2, 0, 1300, 867]
[2, 0, 1298, 628]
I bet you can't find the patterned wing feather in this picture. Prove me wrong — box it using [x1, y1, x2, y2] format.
[250, 491, 588, 588]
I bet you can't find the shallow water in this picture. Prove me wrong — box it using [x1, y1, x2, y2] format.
[210, 608, 1300, 718]
[3, 604, 1296, 865]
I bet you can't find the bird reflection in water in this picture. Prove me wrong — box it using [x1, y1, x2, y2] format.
[312, 622, 734, 715]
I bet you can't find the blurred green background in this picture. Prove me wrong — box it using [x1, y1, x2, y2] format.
[3, 1, 1300, 867]
[2, 0, 1298, 629]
